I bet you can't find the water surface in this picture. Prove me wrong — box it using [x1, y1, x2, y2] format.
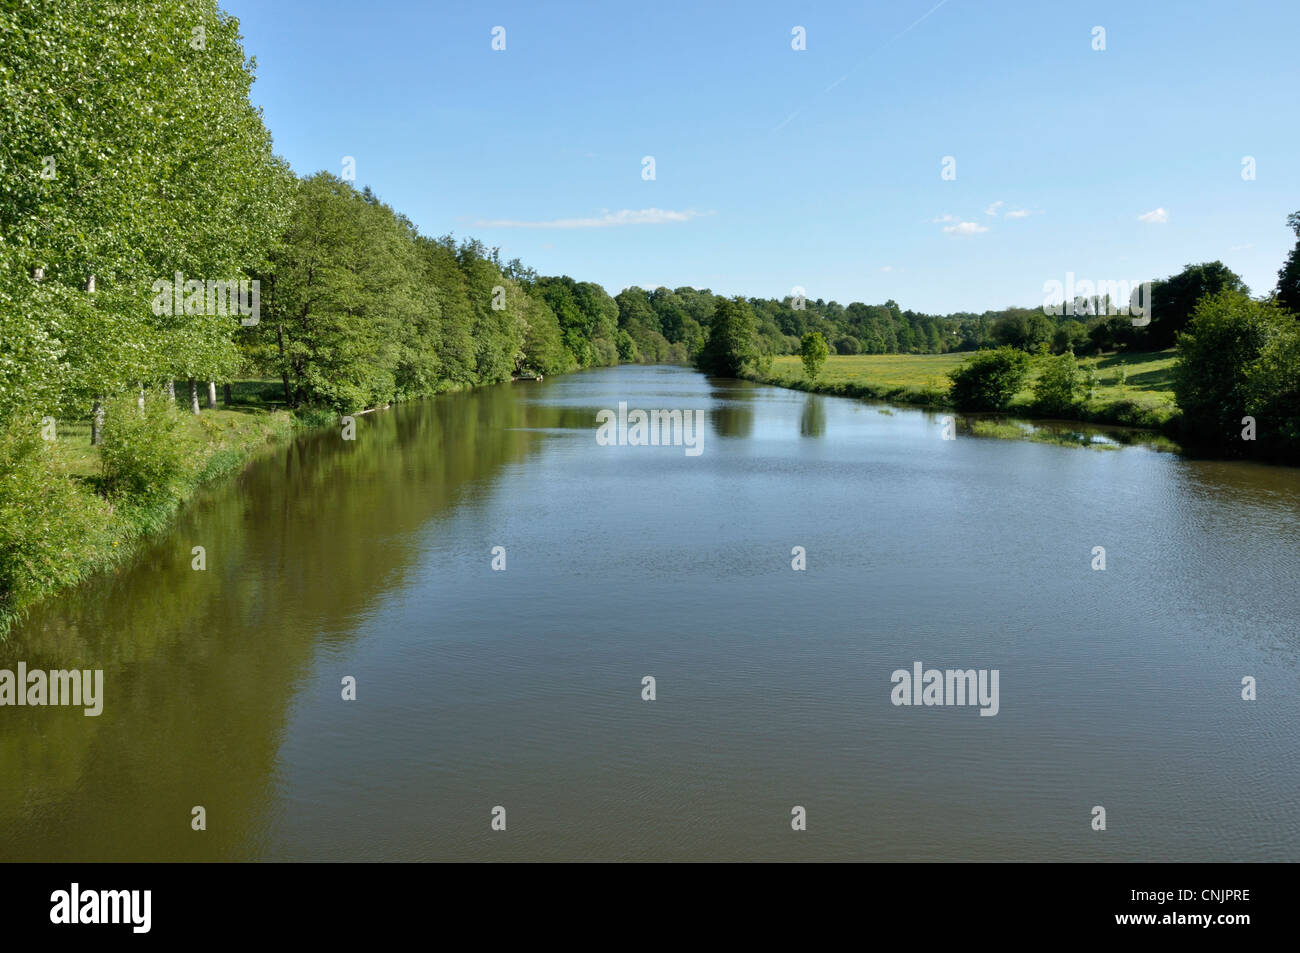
[2, 365, 1297, 861]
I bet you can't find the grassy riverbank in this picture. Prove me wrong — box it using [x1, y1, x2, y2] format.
[0, 385, 298, 638]
[755, 350, 1181, 433]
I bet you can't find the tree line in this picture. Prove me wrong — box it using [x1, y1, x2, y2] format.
[0, 1, 628, 631]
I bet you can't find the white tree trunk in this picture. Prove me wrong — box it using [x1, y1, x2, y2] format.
[91, 399, 104, 445]
[189, 379, 201, 415]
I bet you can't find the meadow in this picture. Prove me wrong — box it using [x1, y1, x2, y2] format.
[759, 350, 1180, 432]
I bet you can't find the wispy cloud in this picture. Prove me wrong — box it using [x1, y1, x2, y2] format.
[1005, 208, 1031, 219]
[932, 213, 956, 223]
[985, 201, 1004, 217]
[880, 265, 894, 272]
[772, 0, 952, 132]
[473, 208, 707, 229]
[1138, 207, 1168, 224]
[944, 221, 988, 235]
[1228, 243, 1254, 251]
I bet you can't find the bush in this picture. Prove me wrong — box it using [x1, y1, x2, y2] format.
[948, 347, 1032, 411]
[0, 417, 113, 635]
[1173, 290, 1299, 459]
[99, 393, 198, 509]
[293, 405, 338, 430]
[1033, 352, 1083, 416]
[1245, 329, 1300, 461]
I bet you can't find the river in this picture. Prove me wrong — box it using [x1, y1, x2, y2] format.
[2, 364, 1298, 861]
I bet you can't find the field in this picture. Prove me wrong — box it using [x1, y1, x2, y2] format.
[760, 349, 1181, 430]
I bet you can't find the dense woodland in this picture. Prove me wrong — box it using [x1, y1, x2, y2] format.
[1, 1, 1298, 631]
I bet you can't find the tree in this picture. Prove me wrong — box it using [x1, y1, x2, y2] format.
[1174, 290, 1299, 459]
[800, 332, 830, 380]
[948, 347, 1032, 411]
[696, 296, 759, 377]
[1276, 211, 1300, 315]
[0, 0, 293, 426]
[1052, 321, 1088, 354]
[1245, 322, 1300, 462]
[992, 310, 1054, 352]
[1147, 262, 1248, 349]
[519, 295, 571, 375]
[833, 334, 861, 355]
[1033, 353, 1083, 416]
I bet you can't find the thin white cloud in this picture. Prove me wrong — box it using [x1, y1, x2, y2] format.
[1228, 243, 1254, 251]
[1138, 207, 1168, 224]
[931, 213, 955, 223]
[474, 208, 706, 229]
[771, 0, 953, 132]
[943, 221, 988, 235]
[985, 201, 1003, 217]
[880, 265, 894, 272]
[1005, 208, 1031, 219]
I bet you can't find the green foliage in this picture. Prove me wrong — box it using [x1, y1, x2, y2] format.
[696, 297, 759, 377]
[993, 310, 1055, 352]
[800, 331, 830, 380]
[1174, 290, 1300, 460]
[614, 328, 639, 363]
[293, 405, 339, 430]
[99, 394, 198, 508]
[1276, 211, 1300, 315]
[948, 347, 1033, 411]
[521, 296, 573, 375]
[0, 417, 113, 636]
[0, 0, 295, 410]
[1147, 262, 1249, 349]
[1245, 327, 1300, 460]
[1033, 352, 1083, 416]
[1052, 320, 1089, 355]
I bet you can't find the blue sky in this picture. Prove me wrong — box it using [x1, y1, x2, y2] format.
[225, 0, 1299, 314]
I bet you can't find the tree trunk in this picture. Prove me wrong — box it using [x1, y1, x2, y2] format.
[138, 382, 145, 411]
[90, 399, 104, 445]
[276, 324, 293, 407]
[206, 381, 218, 409]
[189, 379, 200, 415]
[223, 383, 233, 405]
[167, 379, 176, 402]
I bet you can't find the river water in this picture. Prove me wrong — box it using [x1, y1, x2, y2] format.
[2, 365, 1298, 861]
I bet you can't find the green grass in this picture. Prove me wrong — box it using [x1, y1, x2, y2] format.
[53, 381, 295, 482]
[2, 386, 302, 638]
[771, 353, 965, 390]
[759, 349, 1182, 435]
